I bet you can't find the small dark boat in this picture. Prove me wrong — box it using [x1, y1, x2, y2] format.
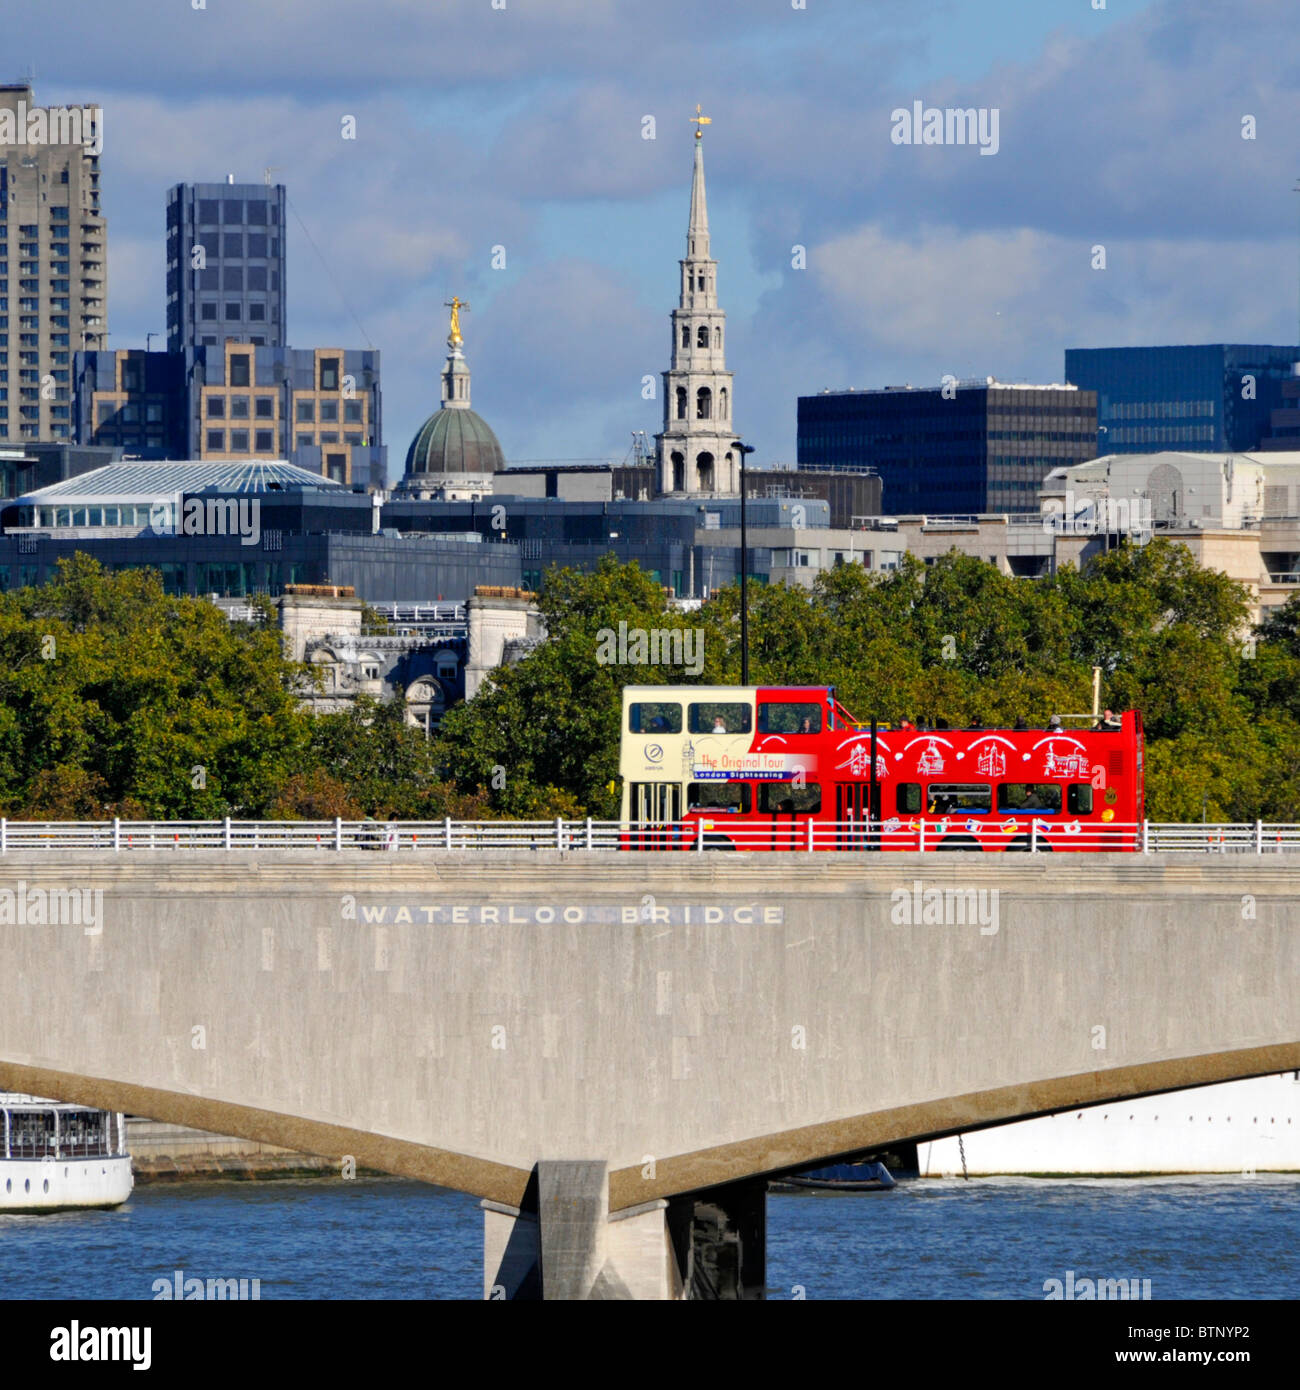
[772, 1159, 897, 1192]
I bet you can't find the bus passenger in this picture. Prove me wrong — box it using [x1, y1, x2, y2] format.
[1014, 716, 1029, 731]
[712, 716, 728, 733]
[1093, 708, 1121, 732]
[798, 717, 813, 734]
[1047, 714, 1063, 732]
[899, 717, 915, 731]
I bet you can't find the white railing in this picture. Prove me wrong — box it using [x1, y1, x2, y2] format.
[0, 818, 1297, 854]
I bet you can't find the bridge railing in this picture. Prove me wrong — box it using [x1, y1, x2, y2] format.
[1, 818, 1299, 853]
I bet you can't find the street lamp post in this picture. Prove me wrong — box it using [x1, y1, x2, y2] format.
[733, 440, 756, 684]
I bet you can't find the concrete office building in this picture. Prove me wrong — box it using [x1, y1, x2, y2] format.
[167, 181, 287, 352]
[75, 341, 385, 486]
[797, 379, 1097, 515]
[1064, 344, 1300, 456]
[0, 84, 107, 445]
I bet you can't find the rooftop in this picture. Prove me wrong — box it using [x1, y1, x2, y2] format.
[17, 460, 344, 505]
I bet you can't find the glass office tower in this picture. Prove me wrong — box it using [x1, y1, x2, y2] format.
[1064, 345, 1300, 455]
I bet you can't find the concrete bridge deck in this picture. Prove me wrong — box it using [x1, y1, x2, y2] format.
[2, 851, 1297, 1297]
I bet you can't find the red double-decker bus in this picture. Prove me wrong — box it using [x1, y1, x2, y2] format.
[619, 684, 1144, 851]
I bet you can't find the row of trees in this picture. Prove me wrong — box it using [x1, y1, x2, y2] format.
[4, 543, 1299, 822]
[435, 542, 1300, 823]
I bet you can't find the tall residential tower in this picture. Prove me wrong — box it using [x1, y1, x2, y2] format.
[0, 84, 107, 444]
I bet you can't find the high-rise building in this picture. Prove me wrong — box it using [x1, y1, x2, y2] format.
[166, 181, 287, 353]
[1064, 345, 1300, 455]
[797, 380, 1097, 515]
[656, 110, 738, 495]
[0, 84, 107, 444]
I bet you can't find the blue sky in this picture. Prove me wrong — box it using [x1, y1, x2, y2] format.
[10, 0, 1299, 476]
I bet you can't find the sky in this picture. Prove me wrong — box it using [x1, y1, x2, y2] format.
[9, 0, 1300, 477]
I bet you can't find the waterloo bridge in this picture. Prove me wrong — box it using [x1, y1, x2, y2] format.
[2, 820, 1297, 1299]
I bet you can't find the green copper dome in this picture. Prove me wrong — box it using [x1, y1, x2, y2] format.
[404, 406, 505, 477]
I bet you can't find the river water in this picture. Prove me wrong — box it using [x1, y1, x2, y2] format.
[2, 1174, 1297, 1300]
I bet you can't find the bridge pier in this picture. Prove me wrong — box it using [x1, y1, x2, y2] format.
[483, 1164, 765, 1300]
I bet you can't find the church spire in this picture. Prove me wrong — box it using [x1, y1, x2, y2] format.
[654, 109, 737, 497]
[688, 105, 710, 257]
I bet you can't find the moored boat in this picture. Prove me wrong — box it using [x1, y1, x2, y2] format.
[0, 1093, 133, 1212]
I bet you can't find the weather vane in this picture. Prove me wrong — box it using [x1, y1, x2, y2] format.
[691, 104, 711, 140]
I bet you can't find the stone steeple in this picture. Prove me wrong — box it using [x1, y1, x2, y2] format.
[656, 110, 737, 495]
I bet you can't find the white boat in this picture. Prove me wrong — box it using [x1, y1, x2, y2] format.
[917, 1072, 1300, 1176]
[0, 1093, 133, 1212]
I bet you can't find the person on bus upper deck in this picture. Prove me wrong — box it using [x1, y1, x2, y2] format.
[798, 717, 814, 734]
[899, 717, 915, 731]
[712, 716, 727, 733]
[1014, 716, 1029, 731]
[1047, 714, 1063, 732]
[969, 717, 984, 731]
[1094, 708, 1122, 732]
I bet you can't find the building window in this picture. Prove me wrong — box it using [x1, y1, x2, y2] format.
[247, 265, 267, 290]
[296, 400, 314, 422]
[223, 267, 243, 291]
[207, 429, 225, 451]
[229, 430, 249, 452]
[223, 233, 243, 257]
[255, 396, 274, 418]
[319, 358, 340, 392]
[201, 302, 218, 320]
[230, 396, 250, 419]
[225, 303, 241, 320]
[697, 325, 709, 348]
[696, 387, 712, 420]
[676, 386, 687, 420]
[249, 303, 265, 321]
[344, 401, 362, 423]
[230, 354, 251, 387]
[207, 396, 226, 418]
[255, 430, 274, 452]
[247, 234, 268, 258]
[198, 199, 220, 223]
[296, 434, 313, 450]
[325, 452, 346, 482]
[319, 400, 338, 422]
[681, 326, 689, 349]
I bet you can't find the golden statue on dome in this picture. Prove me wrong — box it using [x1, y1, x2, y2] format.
[444, 296, 469, 348]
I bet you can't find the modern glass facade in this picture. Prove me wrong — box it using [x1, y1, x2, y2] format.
[166, 183, 288, 353]
[797, 385, 1097, 515]
[1064, 345, 1300, 455]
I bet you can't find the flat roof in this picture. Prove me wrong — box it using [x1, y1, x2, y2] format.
[17, 460, 345, 505]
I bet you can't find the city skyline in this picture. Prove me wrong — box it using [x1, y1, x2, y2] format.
[4, 0, 1299, 476]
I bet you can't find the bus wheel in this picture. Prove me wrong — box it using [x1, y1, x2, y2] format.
[703, 835, 736, 851]
[1006, 835, 1053, 853]
[936, 836, 982, 852]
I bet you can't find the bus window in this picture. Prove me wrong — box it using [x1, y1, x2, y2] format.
[759, 782, 822, 814]
[758, 702, 822, 734]
[630, 702, 682, 734]
[688, 782, 751, 813]
[689, 702, 752, 735]
[998, 783, 1063, 813]
[1067, 784, 1094, 814]
[927, 784, 991, 814]
[897, 783, 922, 815]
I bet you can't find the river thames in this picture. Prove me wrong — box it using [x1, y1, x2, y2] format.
[2, 1174, 1297, 1300]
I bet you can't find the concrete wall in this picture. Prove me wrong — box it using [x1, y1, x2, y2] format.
[1, 852, 1297, 1213]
